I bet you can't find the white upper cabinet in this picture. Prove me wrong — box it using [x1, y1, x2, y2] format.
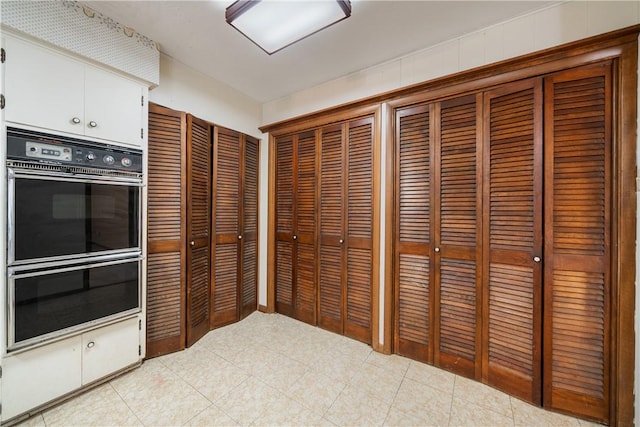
[4, 35, 144, 147]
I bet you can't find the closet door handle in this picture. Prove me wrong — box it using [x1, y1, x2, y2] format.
[434, 247, 440, 253]
[292, 235, 297, 240]
[533, 256, 541, 263]
[339, 239, 344, 244]
[189, 240, 195, 247]
[238, 235, 242, 240]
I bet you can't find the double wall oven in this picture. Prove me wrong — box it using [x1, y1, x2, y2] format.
[6, 128, 143, 351]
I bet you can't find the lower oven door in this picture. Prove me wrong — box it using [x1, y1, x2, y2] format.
[8, 256, 141, 351]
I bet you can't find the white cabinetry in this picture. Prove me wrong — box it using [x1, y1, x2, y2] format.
[4, 35, 145, 147]
[1, 317, 141, 422]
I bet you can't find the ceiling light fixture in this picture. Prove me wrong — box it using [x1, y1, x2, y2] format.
[226, 0, 352, 55]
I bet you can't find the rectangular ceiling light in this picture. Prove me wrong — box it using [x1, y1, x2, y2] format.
[226, 0, 351, 55]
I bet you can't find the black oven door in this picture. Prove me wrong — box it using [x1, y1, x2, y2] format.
[8, 256, 141, 350]
[8, 169, 141, 265]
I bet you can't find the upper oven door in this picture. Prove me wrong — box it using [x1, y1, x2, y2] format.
[8, 169, 141, 266]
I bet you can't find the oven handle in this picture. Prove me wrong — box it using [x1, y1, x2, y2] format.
[10, 168, 142, 186]
[7, 168, 16, 265]
[8, 255, 142, 279]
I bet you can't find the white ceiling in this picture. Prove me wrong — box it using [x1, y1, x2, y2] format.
[84, 1, 555, 104]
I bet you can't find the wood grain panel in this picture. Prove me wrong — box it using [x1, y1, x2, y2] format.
[346, 247, 371, 342]
[276, 136, 294, 233]
[296, 132, 316, 237]
[319, 124, 344, 333]
[212, 243, 238, 325]
[543, 64, 611, 423]
[241, 136, 259, 319]
[395, 105, 432, 362]
[215, 128, 240, 234]
[483, 79, 542, 404]
[295, 241, 316, 323]
[147, 103, 186, 358]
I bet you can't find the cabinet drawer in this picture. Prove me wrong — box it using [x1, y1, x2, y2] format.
[82, 317, 141, 385]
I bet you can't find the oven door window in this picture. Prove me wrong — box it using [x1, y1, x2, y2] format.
[12, 177, 139, 263]
[12, 259, 140, 347]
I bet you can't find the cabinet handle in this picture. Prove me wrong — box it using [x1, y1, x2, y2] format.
[533, 256, 541, 263]
[434, 247, 440, 253]
[292, 235, 297, 240]
[88, 121, 98, 128]
[238, 235, 242, 240]
[339, 239, 344, 244]
[87, 341, 95, 349]
[71, 117, 81, 124]
[190, 240, 195, 246]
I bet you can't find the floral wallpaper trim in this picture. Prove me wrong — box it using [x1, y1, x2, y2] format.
[61, 0, 159, 51]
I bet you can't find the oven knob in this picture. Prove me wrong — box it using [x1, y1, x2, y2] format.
[121, 157, 133, 167]
[103, 154, 115, 165]
[86, 152, 96, 161]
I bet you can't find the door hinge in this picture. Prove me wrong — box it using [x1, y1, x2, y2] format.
[141, 95, 144, 106]
[1, 94, 5, 110]
[0, 365, 3, 379]
[1, 48, 5, 63]
[139, 319, 142, 330]
[138, 345, 141, 356]
[140, 128, 144, 139]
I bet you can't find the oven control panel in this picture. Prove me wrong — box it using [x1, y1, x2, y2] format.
[7, 128, 142, 173]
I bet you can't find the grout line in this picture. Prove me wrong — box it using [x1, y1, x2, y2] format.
[107, 380, 145, 427]
[447, 374, 457, 427]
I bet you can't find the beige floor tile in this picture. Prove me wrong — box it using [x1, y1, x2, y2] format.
[578, 419, 604, 427]
[184, 403, 239, 426]
[453, 374, 513, 418]
[349, 361, 404, 404]
[253, 354, 308, 393]
[215, 376, 284, 425]
[449, 397, 515, 426]
[404, 360, 455, 394]
[511, 397, 581, 427]
[384, 405, 440, 427]
[42, 383, 141, 427]
[11, 414, 46, 427]
[251, 392, 324, 426]
[311, 348, 366, 383]
[391, 377, 452, 426]
[365, 352, 411, 378]
[110, 359, 211, 426]
[286, 370, 347, 415]
[325, 384, 391, 427]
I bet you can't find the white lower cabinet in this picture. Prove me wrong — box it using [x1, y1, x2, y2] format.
[1, 317, 141, 422]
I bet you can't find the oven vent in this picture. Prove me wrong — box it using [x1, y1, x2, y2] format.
[7, 160, 142, 179]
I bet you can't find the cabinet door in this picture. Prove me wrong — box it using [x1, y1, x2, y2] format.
[241, 136, 259, 318]
[82, 317, 140, 384]
[275, 135, 295, 316]
[147, 103, 186, 358]
[4, 36, 84, 135]
[319, 124, 345, 334]
[1, 336, 82, 421]
[434, 95, 482, 379]
[482, 78, 543, 404]
[186, 115, 211, 347]
[394, 105, 433, 363]
[212, 127, 240, 327]
[543, 64, 611, 423]
[294, 131, 317, 325]
[345, 118, 374, 343]
[85, 66, 144, 146]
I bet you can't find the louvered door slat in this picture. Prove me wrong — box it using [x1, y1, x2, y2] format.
[395, 105, 431, 362]
[186, 115, 210, 347]
[319, 125, 344, 333]
[275, 136, 294, 315]
[543, 64, 611, 423]
[483, 79, 542, 404]
[435, 94, 481, 379]
[345, 118, 373, 343]
[212, 127, 240, 327]
[147, 103, 186, 358]
[241, 136, 259, 319]
[294, 131, 317, 324]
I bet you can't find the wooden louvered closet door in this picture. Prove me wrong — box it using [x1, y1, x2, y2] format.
[186, 115, 211, 347]
[241, 135, 259, 319]
[146, 103, 186, 358]
[318, 123, 345, 334]
[274, 131, 317, 324]
[345, 117, 374, 343]
[482, 78, 543, 404]
[211, 126, 241, 327]
[394, 104, 432, 363]
[543, 63, 611, 423]
[434, 94, 482, 379]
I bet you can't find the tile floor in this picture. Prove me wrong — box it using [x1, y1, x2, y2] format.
[16, 312, 600, 427]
